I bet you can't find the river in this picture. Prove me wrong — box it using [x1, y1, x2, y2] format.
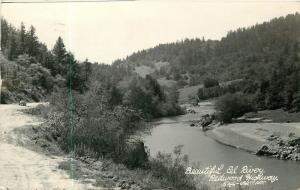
[142, 104, 300, 190]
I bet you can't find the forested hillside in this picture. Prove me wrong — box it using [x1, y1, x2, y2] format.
[115, 13, 300, 87]
[113, 13, 300, 115]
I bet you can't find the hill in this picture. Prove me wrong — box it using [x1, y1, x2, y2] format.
[113, 13, 300, 88]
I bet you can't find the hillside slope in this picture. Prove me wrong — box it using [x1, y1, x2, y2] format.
[113, 13, 300, 88]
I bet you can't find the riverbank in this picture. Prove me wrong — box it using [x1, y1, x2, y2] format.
[207, 122, 300, 160]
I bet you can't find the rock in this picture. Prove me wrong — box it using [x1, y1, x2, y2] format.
[256, 145, 277, 156]
[186, 108, 196, 114]
[19, 100, 27, 106]
[296, 147, 300, 153]
[288, 132, 296, 137]
[103, 172, 114, 179]
[117, 180, 126, 187]
[112, 176, 119, 182]
[278, 140, 285, 146]
[41, 143, 49, 148]
[128, 180, 135, 185]
[281, 151, 290, 159]
[200, 114, 215, 131]
[121, 182, 131, 189]
[267, 134, 279, 141]
[288, 138, 300, 146]
[130, 184, 142, 190]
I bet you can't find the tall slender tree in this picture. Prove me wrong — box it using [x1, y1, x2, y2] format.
[25, 25, 39, 57]
[52, 36, 67, 75]
[17, 22, 26, 55]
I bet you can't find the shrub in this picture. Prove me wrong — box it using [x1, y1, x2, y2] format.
[198, 86, 224, 100]
[215, 93, 255, 123]
[203, 78, 219, 88]
[292, 92, 300, 112]
[47, 87, 148, 168]
[22, 104, 50, 118]
[150, 145, 196, 190]
[198, 79, 246, 101]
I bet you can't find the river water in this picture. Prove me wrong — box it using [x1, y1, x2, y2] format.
[142, 104, 300, 190]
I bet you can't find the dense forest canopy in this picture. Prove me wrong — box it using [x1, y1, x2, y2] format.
[111, 13, 300, 113]
[113, 13, 300, 85]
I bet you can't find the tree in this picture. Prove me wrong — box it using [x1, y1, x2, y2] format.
[17, 22, 26, 55]
[216, 93, 255, 123]
[25, 25, 39, 57]
[108, 86, 123, 107]
[52, 36, 67, 76]
[64, 52, 86, 92]
[7, 31, 18, 60]
[82, 59, 92, 83]
[1, 19, 9, 51]
[53, 36, 66, 63]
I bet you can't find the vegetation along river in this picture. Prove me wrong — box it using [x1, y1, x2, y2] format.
[143, 104, 300, 190]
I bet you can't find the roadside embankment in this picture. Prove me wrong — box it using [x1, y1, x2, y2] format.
[0, 103, 100, 190]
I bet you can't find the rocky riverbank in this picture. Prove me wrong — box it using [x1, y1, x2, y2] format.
[207, 122, 300, 161]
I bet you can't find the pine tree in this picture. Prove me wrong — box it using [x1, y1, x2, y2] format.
[17, 22, 26, 55]
[53, 36, 66, 63]
[1, 19, 9, 52]
[52, 37, 67, 76]
[25, 25, 39, 57]
[7, 31, 18, 60]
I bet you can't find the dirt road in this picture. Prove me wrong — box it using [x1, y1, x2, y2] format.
[0, 103, 99, 190]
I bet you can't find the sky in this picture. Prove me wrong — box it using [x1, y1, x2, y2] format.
[1, 0, 300, 64]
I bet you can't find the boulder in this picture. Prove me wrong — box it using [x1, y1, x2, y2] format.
[190, 123, 195, 127]
[19, 100, 27, 106]
[129, 184, 142, 190]
[186, 108, 196, 114]
[267, 134, 279, 141]
[288, 138, 300, 146]
[200, 114, 215, 131]
[256, 145, 277, 156]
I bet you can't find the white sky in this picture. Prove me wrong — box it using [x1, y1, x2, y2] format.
[1, 0, 300, 64]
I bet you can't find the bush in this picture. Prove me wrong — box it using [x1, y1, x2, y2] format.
[203, 78, 219, 88]
[150, 145, 196, 190]
[198, 79, 246, 101]
[22, 104, 50, 118]
[47, 87, 148, 168]
[292, 92, 300, 112]
[215, 93, 255, 123]
[198, 86, 224, 100]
